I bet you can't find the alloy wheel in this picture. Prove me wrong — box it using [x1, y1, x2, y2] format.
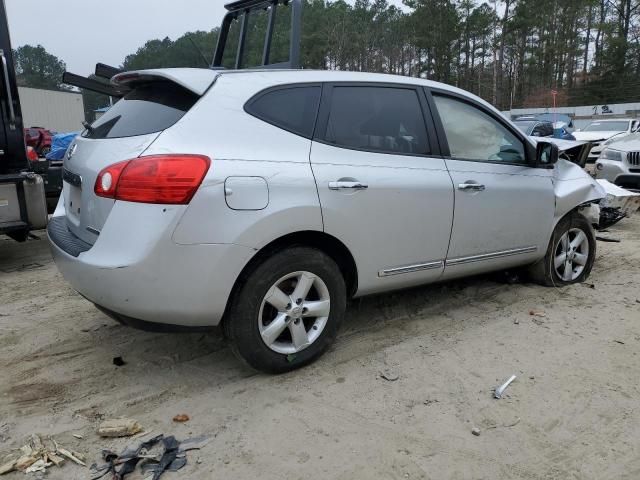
[258, 271, 331, 355]
[554, 228, 590, 282]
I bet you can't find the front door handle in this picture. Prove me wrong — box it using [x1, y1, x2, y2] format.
[329, 181, 369, 191]
[458, 182, 485, 192]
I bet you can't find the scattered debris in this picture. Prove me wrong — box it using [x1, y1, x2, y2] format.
[582, 283, 596, 289]
[72, 434, 84, 440]
[614, 340, 625, 345]
[494, 375, 517, 399]
[0, 434, 85, 476]
[173, 414, 190, 423]
[97, 418, 143, 438]
[56, 446, 86, 466]
[90, 434, 209, 480]
[471, 427, 481, 436]
[486, 417, 521, 429]
[423, 399, 439, 406]
[25, 459, 51, 473]
[380, 368, 399, 382]
[596, 236, 621, 243]
[112, 356, 126, 367]
[529, 310, 546, 318]
[598, 206, 626, 229]
[597, 180, 640, 223]
[513, 318, 520, 325]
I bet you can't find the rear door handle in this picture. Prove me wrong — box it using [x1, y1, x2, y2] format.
[329, 181, 369, 191]
[458, 182, 485, 192]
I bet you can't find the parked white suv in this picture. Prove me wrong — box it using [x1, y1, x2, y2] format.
[49, 68, 604, 372]
[595, 133, 640, 189]
[573, 118, 640, 162]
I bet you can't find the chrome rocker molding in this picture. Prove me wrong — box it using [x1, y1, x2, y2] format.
[446, 246, 537, 267]
[379, 260, 444, 277]
[379, 246, 538, 277]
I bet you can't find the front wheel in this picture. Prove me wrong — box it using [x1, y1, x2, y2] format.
[528, 212, 596, 286]
[224, 247, 346, 373]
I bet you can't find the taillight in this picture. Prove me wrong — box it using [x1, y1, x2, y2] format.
[94, 155, 210, 204]
[26, 146, 38, 162]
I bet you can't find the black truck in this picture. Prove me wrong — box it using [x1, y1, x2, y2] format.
[0, 0, 48, 241]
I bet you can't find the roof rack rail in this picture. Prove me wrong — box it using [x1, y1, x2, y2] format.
[212, 0, 302, 70]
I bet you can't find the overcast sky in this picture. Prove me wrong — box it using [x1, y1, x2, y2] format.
[6, 0, 406, 76]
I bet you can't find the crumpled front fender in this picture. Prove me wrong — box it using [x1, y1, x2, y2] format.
[553, 159, 606, 225]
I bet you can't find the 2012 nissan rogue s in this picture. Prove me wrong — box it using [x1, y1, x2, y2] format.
[48, 68, 605, 372]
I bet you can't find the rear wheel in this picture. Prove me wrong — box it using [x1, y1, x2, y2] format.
[224, 247, 346, 373]
[528, 213, 596, 286]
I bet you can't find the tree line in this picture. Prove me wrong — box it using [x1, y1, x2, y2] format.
[15, 0, 640, 112]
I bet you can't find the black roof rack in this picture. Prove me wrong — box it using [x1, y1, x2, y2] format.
[212, 0, 302, 70]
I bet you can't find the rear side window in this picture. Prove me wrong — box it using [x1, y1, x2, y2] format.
[322, 86, 429, 155]
[84, 82, 198, 139]
[246, 86, 321, 138]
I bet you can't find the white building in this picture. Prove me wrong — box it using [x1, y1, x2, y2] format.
[18, 87, 85, 132]
[504, 102, 640, 130]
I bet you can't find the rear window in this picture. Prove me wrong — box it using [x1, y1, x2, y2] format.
[84, 82, 199, 139]
[245, 85, 321, 139]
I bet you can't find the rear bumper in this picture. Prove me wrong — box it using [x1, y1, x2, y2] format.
[48, 202, 255, 327]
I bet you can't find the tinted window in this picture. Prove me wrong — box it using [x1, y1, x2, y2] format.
[323, 86, 429, 155]
[84, 82, 198, 139]
[514, 121, 535, 134]
[247, 86, 321, 138]
[434, 95, 526, 164]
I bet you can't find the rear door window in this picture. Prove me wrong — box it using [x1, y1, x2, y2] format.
[84, 82, 199, 139]
[321, 86, 429, 155]
[245, 85, 321, 139]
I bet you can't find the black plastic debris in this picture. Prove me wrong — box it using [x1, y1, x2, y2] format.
[90, 434, 208, 480]
[598, 206, 626, 230]
[112, 357, 126, 367]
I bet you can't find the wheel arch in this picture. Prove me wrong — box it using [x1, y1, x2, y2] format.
[222, 230, 359, 321]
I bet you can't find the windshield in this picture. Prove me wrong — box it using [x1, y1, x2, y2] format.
[583, 121, 629, 132]
[513, 121, 535, 134]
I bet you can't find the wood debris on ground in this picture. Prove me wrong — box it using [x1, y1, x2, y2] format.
[97, 418, 143, 438]
[0, 434, 85, 475]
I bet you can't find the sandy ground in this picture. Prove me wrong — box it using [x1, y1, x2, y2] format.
[1, 215, 639, 480]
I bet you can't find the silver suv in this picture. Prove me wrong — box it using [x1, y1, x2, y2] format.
[48, 68, 604, 372]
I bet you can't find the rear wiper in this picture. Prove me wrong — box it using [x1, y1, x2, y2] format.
[82, 121, 94, 134]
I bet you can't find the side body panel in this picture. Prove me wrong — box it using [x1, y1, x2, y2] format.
[442, 160, 555, 279]
[146, 73, 324, 248]
[310, 141, 454, 294]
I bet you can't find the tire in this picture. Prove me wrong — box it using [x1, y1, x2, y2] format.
[528, 212, 596, 287]
[224, 247, 346, 373]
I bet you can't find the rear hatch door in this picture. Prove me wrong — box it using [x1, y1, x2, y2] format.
[62, 69, 217, 244]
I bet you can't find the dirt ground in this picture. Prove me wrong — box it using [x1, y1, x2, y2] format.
[1, 215, 639, 480]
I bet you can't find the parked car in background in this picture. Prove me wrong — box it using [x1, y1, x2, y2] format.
[24, 127, 54, 157]
[514, 120, 554, 137]
[513, 119, 575, 140]
[573, 119, 640, 162]
[48, 68, 605, 373]
[595, 133, 640, 189]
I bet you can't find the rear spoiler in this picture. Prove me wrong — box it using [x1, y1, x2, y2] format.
[212, 0, 302, 70]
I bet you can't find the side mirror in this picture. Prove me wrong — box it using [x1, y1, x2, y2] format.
[536, 141, 559, 166]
